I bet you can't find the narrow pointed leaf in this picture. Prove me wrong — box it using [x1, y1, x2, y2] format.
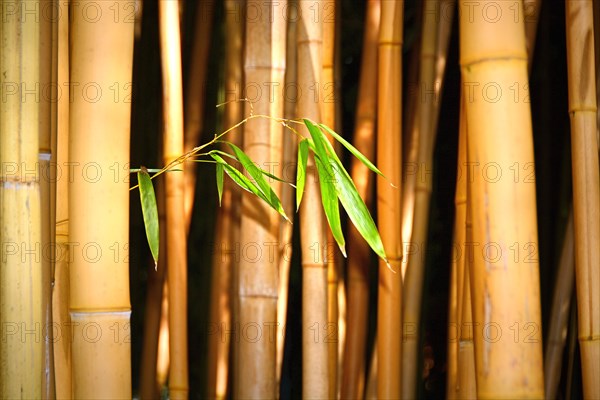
[314, 156, 346, 256]
[210, 153, 289, 221]
[296, 139, 309, 210]
[216, 163, 224, 206]
[226, 143, 287, 216]
[329, 156, 387, 261]
[319, 123, 385, 177]
[303, 119, 334, 176]
[138, 168, 159, 269]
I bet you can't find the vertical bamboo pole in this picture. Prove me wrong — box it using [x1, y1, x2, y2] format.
[276, 0, 297, 385]
[565, 1, 600, 398]
[52, 0, 71, 397]
[377, 1, 404, 398]
[402, 2, 440, 396]
[183, 0, 215, 231]
[341, 1, 380, 398]
[297, 0, 329, 397]
[0, 2, 43, 397]
[69, 1, 134, 397]
[158, 0, 188, 397]
[459, 1, 544, 397]
[544, 210, 575, 399]
[235, 1, 286, 398]
[322, 0, 339, 395]
[41, 0, 56, 396]
[207, 1, 244, 396]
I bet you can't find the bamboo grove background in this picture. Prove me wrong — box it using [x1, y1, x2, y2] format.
[0, 0, 598, 399]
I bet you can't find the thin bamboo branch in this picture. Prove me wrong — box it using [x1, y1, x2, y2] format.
[159, 0, 189, 397]
[341, 1, 380, 398]
[377, 1, 404, 398]
[565, 2, 600, 398]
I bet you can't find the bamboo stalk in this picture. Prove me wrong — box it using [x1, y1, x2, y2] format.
[459, 1, 544, 397]
[68, 1, 134, 397]
[206, 1, 244, 396]
[402, 2, 441, 396]
[41, 0, 57, 396]
[322, 1, 339, 395]
[544, 209, 575, 400]
[276, 0, 297, 386]
[0, 2, 43, 397]
[565, 1, 600, 398]
[341, 1, 380, 398]
[183, 0, 215, 232]
[297, 0, 329, 397]
[377, 1, 404, 398]
[52, 0, 71, 397]
[158, 0, 189, 397]
[140, 179, 167, 400]
[234, 1, 286, 397]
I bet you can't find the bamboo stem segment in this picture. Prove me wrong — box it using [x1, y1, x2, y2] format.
[341, 1, 380, 398]
[68, 1, 134, 397]
[459, 1, 544, 397]
[158, 0, 189, 397]
[0, 2, 43, 397]
[377, 1, 404, 398]
[297, 0, 329, 397]
[565, 1, 600, 398]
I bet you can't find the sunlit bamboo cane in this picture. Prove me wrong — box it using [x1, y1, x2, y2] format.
[341, 1, 380, 398]
[377, 1, 404, 398]
[565, 1, 600, 398]
[159, 0, 188, 397]
[69, 1, 134, 397]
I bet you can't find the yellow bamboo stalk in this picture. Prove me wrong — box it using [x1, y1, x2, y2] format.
[183, 0, 215, 232]
[402, 2, 441, 396]
[158, 0, 188, 397]
[459, 1, 544, 397]
[297, 0, 329, 396]
[206, 1, 244, 396]
[544, 210, 575, 400]
[377, 1, 404, 398]
[447, 94, 467, 400]
[565, 1, 600, 398]
[0, 2, 43, 397]
[321, 0, 339, 395]
[235, 1, 286, 397]
[140, 179, 167, 400]
[52, 0, 71, 397]
[341, 1, 380, 398]
[41, 0, 56, 397]
[68, 1, 134, 397]
[276, 0, 297, 386]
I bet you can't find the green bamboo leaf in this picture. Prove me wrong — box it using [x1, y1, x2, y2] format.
[329, 156, 387, 262]
[210, 153, 290, 222]
[138, 167, 159, 269]
[296, 139, 309, 211]
[303, 119, 333, 175]
[216, 163, 224, 206]
[314, 156, 346, 256]
[319, 123, 385, 177]
[226, 143, 287, 217]
[210, 149, 294, 186]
